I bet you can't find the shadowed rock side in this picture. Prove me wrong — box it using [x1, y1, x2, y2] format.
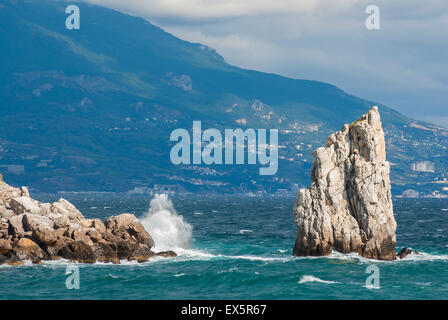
[0, 177, 176, 265]
[293, 107, 397, 260]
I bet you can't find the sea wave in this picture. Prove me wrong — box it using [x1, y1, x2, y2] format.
[397, 251, 448, 262]
[166, 248, 291, 262]
[3, 192, 447, 268]
[292, 250, 448, 264]
[140, 194, 193, 251]
[238, 229, 253, 234]
[3, 248, 448, 268]
[298, 275, 339, 284]
[223, 254, 290, 262]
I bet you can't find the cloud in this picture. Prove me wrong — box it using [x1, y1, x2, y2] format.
[85, 0, 320, 19]
[83, 0, 448, 122]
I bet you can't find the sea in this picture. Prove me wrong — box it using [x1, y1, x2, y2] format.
[0, 195, 447, 300]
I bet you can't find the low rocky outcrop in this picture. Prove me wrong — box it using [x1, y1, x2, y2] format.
[293, 107, 397, 260]
[0, 177, 177, 265]
[397, 247, 419, 259]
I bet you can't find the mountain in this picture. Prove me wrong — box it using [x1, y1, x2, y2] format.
[1, 0, 447, 196]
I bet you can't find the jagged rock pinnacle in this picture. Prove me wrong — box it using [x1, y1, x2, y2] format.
[293, 106, 397, 260]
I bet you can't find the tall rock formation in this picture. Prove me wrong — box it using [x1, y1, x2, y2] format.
[293, 106, 397, 260]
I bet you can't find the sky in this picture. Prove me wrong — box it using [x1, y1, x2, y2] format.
[85, 0, 448, 127]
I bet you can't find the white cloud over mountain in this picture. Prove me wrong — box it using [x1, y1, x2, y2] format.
[86, 0, 321, 18]
[84, 0, 448, 126]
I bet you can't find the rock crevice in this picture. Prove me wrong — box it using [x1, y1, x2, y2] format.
[293, 106, 397, 260]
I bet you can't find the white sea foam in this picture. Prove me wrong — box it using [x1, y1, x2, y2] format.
[137, 194, 287, 263]
[289, 249, 448, 265]
[298, 275, 339, 284]
[224, 254, 290, 262]
[415, 282, 432, 287]
[326, 251, 379, 263]
[323, 250, 448, 263]
[238, 229, 253, 234]
[157, 246, 289, 262]
[147, 246, 291, 263]
[140, 194, 193, 252]
[174, 273, 186, 277]
[171, 248, 216, 260]
[397, 251, 448, 262]
[290, 251, 378, 264]
[32, 248, 447, 267]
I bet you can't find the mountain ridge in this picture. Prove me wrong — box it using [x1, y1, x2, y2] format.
[1, 0, 447, 197]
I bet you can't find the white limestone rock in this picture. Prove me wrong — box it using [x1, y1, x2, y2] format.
[50, 198, 83, 221]
[293, 106, 397, 260]
[9, 196, 42, 215]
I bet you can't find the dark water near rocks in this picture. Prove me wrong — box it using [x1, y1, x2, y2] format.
[1, 196, 447, 300]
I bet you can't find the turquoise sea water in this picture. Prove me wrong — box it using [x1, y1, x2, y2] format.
[0, 196, 447, 300]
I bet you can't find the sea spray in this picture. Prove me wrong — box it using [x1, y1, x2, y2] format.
[141, 194, 192, 251]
